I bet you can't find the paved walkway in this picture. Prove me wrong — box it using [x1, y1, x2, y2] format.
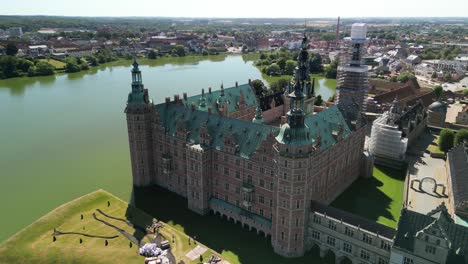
[185, 245, 207, 261]
[406, 132, 450, 214]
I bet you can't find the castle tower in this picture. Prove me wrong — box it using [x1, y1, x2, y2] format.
[336, 23, 369, 112]
[216, 83, 228, 116]
[272, 35, 314, 257]
[125, 59, 155, 186]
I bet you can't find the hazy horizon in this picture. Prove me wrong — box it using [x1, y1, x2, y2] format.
[1, 0, 467, 18]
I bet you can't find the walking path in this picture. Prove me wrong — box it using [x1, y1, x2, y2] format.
[406, 132, 450, 214]
[185, 245, 207, 260]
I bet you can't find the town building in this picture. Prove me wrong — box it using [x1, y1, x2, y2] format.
[427, 101, 448, 128]
[446, 141, 468, 219]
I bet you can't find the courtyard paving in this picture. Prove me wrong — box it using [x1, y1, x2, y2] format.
[406, 132, 450, 214]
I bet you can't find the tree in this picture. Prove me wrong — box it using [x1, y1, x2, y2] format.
[396, 72, 415, 83]
[315, 95, 323, 106]
[277, 58, 286, 72]
[454, 129, 468, 146]
[324, 59, 339, 79]
[327, 93, 336, 102]
[251, 79, 265, 95]
[259, 53, 267, 60]
[171, 45, 186, 57]
[443, 72, 452, 82]
[284, 60, 297, 75]
[431, 72, 437, 79]
[464, 89, 468, 96]
[86, 55, 98, 66]
[65, 57, 81, 73]
[31, 61, 55, 76]
[265, 64, 281, 76]
[0, 56, 19, 78]
[309, 53, 323, 73]
[148, 50, 157, 59]
[6, 43, 18, 56]
[433, 85, 443, 99]
[438, 128, 454, 152]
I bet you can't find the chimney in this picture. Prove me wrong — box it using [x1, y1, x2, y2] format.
[183, 92, 187, 100]
[248, 79, 251, 85]
[280, 116, 287, 125]
[174, 94, 180, 102]
[191, 102, 196, 110]
[235, 81, 238, 87]
[202, 88, 205, 96]
[209, 87, 212, 93]
[208, 107, 212, 114]
[165, 97, 170, 104]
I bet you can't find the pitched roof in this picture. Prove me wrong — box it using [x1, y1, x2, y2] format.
[311, 201, 396, 239]
[394, 206, 468, 264]
[155, 103, 278, 159]
[181, 83, 257, 114]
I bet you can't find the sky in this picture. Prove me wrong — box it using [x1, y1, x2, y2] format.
[0, 0, 467, 18]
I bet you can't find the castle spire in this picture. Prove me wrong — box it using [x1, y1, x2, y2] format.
[252, 104, 264, 124]
[131, 57, 143, 92]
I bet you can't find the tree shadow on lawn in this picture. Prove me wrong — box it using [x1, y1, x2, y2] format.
[130, 186, 331, 264]
[330, 174, 397, 225]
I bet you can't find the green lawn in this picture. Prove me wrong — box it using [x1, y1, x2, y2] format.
[427, 136, 444, 155]
[133, 186, 330, 264]
[0, 190, 221, 264]
[331, 166, 406, 229]
[39, 58, 66, 70]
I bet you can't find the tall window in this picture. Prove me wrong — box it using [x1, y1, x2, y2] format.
[343, 242, 352, 253]
[345, 227, 354, 237]
[403, 257, 413, 264]
[425, 245, 436, 254]
[360, 250, 370, 261]
[312, 231, 320, 240]
[328, 221, 337, 231]
[378, 258, 388, 264]
[326, 236, 335, 246]
[362, 233, 372, 244]
[313, 215, 321, 224]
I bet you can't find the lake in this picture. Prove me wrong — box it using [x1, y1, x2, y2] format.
[0, 54, 336, 242]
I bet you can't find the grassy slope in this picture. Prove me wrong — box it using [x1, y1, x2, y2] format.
[0, 190, 219, 264]
[39, 58, 66, 69]
[331, 166, 406, 229]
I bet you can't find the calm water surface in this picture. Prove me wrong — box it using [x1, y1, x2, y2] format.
[0, 55, 335, 242]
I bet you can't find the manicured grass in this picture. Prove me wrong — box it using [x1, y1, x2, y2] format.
[39, 58, 66, 70]
[331, 166, 406, 229]
[427, 136, 444, 155]
[133, 186, 329, 264]
[0, 190, 221, 264]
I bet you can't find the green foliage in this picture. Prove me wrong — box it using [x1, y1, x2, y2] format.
[454, 129, 468, 146]
[85, 55, 99, 66]
[96, 49, 116, 64]
[251, 79, 266, 95]
[6, 43, 18, 56]
[309, 53, 323, 73]
[314, 95, 323, 106]
[464, 89, 468, 96]
[431, 72, 437, 79]
[269, 78, 289, 93]
[284, 60, 296, 75]
[265, 64, 281, 76]
[277, 58, 286, 72]
[438, 128, 454, 152]
[124, 52, 133, 60]
[29, 61, 55, 76]
[433, 85, 443, 99]
[389, 76, 398, 82]
[65, 57, 81, 73]
[327, 93, 336, 102]
[259, 53, 266, 60]
[148, 50, 157, 60]
[0, 56, 36, 79]
[324, 59, 339, 79]
[171, 45, 186, 57]
[396, 72, 415, 83]
[443, 72, 452, 82]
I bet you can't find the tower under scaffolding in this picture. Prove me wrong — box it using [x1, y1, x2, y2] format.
[335, 23, 369, 112]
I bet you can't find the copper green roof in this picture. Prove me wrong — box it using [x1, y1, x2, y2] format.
[209, 198, 272, 228]
[181, 84, 257, 114]
[127, 90, 146, 105]
[155, 103, 278, 159]
[276, 105, 353, 149]
[394, 205, 468, 264]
